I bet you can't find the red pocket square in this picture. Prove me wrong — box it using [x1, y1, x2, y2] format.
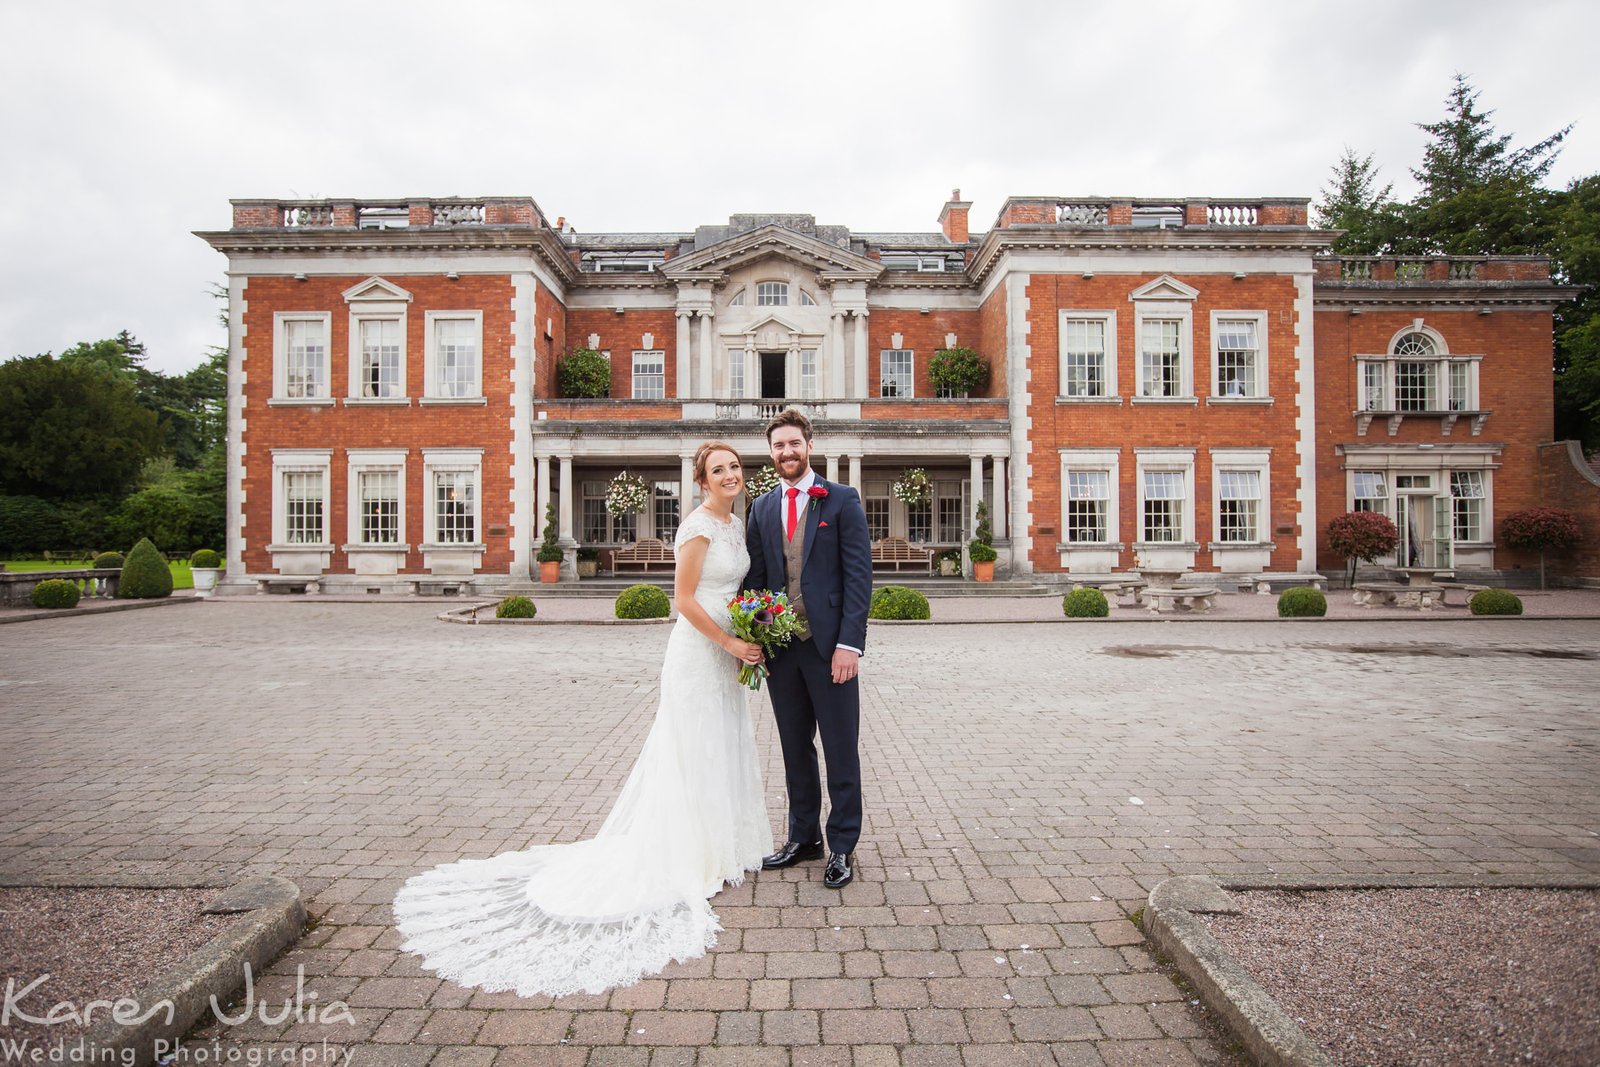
[818, 521, 829, 528]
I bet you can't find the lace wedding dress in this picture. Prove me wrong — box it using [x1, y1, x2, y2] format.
[393, 509, 772, 997]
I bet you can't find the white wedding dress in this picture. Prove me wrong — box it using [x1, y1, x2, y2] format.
[392, 509, 772, 997]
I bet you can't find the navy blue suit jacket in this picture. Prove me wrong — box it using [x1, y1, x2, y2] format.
[743, 477, 873, 658]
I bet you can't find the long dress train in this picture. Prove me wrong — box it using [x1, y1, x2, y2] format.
[391, 510, 772, 997]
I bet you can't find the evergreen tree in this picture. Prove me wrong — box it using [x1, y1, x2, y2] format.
[1314, 148, 1400, 254]
[1411, 74, 1570, 202]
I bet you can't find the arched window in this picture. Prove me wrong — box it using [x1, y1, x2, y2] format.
[757, 282, 789, 306]
[1392, 332, 1438, 357]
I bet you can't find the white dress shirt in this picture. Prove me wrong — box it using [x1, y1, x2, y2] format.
[779, 468, 862, 657]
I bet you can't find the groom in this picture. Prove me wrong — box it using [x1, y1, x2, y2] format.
[744, 408, 873, 889]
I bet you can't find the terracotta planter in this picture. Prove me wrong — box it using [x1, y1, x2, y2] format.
[973, 560, 995, 582]
[539, 560, 561, 583]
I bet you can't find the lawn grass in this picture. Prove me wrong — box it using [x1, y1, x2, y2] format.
[3, 558, 197, 590]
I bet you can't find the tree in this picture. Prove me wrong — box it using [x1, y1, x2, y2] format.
[1401, 74, 1571, 256]
[57, 329, 225, 469]
[1327, 511, 1399, 586]
[0, 355, 163, 499]
[1314, 148, 1401, 255]
[1553, 175, 1600, 450]
[1500, 507, 1582, 589]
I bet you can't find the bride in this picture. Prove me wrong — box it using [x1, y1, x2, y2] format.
[392, 442, 773, 997]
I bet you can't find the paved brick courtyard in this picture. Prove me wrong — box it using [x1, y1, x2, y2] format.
[2, 602, 1598, 1066]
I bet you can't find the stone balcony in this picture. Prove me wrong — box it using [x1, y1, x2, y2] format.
[994, 196, 1312, 229]
[228, 197, 546, 230]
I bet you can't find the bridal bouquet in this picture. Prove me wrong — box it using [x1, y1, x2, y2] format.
[726, 590, 804, 690]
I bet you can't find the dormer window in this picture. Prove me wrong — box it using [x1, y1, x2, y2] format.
[757, 282, 789, 306]
[581, 251, 665, 273]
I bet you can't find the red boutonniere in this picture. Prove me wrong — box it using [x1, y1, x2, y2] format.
[807, 484, 828, 512]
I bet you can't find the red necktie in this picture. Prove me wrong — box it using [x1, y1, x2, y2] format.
[786, 487, 800, 541]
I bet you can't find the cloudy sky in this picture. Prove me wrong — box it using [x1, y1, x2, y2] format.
[3, 0, 1596, 375]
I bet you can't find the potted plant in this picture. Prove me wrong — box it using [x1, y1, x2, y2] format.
[537, 501, 563, 582]
[576, 547, 600, 579]
[928, 346, 990, 399]
[969, 500, 996, 582]
[189, 548, 223, 596]
[557, 348, 611, 398]
[938, 548, 961, 577]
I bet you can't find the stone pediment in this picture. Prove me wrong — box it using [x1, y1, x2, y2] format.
[738, 312, 817, 339]
[1129, 275, 1199, 302]
[342, 276, 413, 303]
[663, 224, 883, 283]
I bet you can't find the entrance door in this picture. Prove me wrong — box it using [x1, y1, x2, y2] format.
[1397, 492, 1451, 567]
[761, 352, 786, 400]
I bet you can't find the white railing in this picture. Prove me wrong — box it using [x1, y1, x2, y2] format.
[433, 202, 486, 225]
[1207, 203, 1258, 226]
[282, 205, 333, 227]
[1056, 202, 1109, 225]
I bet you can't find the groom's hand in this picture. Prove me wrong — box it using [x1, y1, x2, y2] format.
[831, 648, 859, 684]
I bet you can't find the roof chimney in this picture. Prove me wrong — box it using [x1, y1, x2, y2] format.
[555, 216, 565, 230]
[938, 188, 972, 243]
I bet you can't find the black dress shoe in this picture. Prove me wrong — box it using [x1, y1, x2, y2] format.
[823, 851, 854, 889]
[762, 841, 824, 869]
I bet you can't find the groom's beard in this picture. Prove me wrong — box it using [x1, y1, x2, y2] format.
[777, 456, 811, 482]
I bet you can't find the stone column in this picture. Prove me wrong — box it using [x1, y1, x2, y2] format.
[535, 452, 551, 544]
[827, 453, 840, 483]
[852, 310, 870, 398]
[992, 456, 1007, 540]
[743, 343, 757, 400]
[838, 310, 851, 398]
[674, 311, 692, 399]
[848, 455, 862, 490]
[697, 311, 714, 397]
[557, 454, 575, 541]
[970, 455, 985, 534]
[680, 453, 696, 513]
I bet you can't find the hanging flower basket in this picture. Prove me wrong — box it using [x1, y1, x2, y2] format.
[745, 464, 779, 499]
[605, 471, 650, 517]
[891, 468, 933, 507]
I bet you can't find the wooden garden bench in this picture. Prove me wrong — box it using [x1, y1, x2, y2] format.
[612, 538, 676, 572]
[871, 537, 932, 573]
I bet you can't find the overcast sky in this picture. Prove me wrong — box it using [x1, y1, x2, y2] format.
[3, 0, 1597, 376]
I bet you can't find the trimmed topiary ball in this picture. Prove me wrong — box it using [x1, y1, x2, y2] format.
[92, 551, 124, 570]
[189, 548, 222, 569]
[868, 585, 931, 621]
[496, 595, 537, 619]
[31, 578, 81, 609]
[117, 537, 173, 599]
[1470, 588, 1523, 616]
[1063, 587, 1110, 618]
[1278, 587, 1327, 617]
[615, 584, 670, 619]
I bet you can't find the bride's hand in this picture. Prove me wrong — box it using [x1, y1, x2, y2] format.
[726, 639, 764, 665]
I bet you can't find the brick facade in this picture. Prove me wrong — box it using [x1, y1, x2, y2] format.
[197, 191, 1586, 590]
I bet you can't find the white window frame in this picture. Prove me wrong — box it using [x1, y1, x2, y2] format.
[1130, 278, 1196, 403]
[1450, 469, 1488, 543]
[1058, 311, 1119, 400]
[729, 349, 747, 398]
[1209, 311, 1269, 401]
[272, 312, 332, 403]
[1209, 449, 1271, 547]
[270, 449, 333, 548]
[880, 349, 914, 398]
[631, 349, 666, 399]
[799, 348, 819, 399]
[422, 311, 484, 402]
[1134, 449, 1197, 545]
[1059, 449, 1122, 547]
[757, 281, 789, 307]
[421, 448, 484, 548]
[343, 279, 411, 404]
[1350, 470, 1389, 517]
[345, 449, 408, 548]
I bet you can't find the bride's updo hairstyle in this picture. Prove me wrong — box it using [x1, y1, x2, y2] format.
[692, 441, 742, 489]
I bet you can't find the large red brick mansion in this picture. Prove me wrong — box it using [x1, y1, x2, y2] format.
[196, 190, 1588, 592]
